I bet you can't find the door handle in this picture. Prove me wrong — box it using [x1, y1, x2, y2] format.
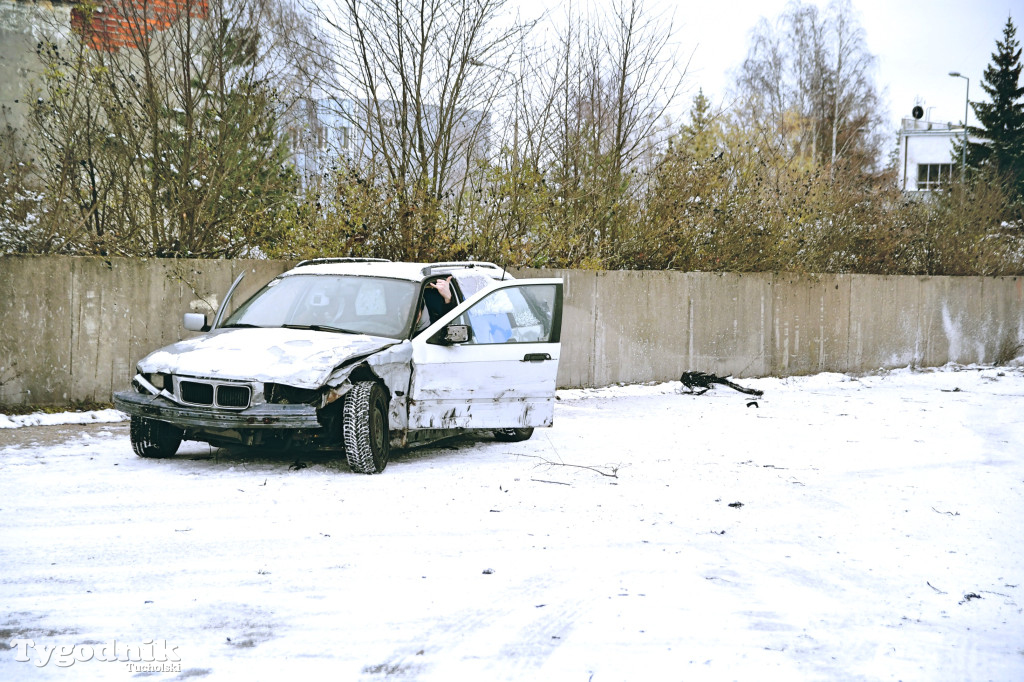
[522, 353, 551, 362]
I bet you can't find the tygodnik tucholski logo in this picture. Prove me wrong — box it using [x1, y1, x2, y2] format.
[9, 638, 182, 671]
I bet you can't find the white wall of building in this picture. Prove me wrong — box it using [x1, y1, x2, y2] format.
[896, 116, 975, 192]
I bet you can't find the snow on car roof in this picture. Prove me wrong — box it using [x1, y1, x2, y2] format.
[283, 259, 511, 282]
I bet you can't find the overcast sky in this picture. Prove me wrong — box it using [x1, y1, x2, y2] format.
[520, 0, 1018, 135]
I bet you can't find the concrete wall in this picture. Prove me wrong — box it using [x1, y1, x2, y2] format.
[1, 256, 1022, 405]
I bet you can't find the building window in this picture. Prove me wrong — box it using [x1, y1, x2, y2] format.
[917, 163, 954, 191]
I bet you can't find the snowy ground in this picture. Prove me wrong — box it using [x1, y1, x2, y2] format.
[1, 366, 1022, 681]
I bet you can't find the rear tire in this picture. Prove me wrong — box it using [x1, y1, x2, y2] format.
[343, 381, 390, 474]
[493, 427, 534, 442]
[130, 416, 183, 458]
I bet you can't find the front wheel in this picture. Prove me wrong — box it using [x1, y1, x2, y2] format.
[493, 427, 534, 442]
[129, 416, 183, 458]
[343, 381, 390, 474]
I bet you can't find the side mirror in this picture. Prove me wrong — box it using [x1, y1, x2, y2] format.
[442, 324, 470, 344]
[183, 313, 210, 332]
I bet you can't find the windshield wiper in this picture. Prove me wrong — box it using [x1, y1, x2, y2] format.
[282, 324, 362, 335]
[223, 322, 263, 329]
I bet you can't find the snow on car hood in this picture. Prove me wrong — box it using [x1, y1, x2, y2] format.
[137, 328, 397, 389]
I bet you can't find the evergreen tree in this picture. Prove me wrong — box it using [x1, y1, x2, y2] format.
[677, 89, 723, 161]
[966, 16, 1024, 198]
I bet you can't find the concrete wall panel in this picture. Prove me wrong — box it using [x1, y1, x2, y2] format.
[770, 273, 851, 375]
[0, 256, 74, 404]
[685, 272, 772, 378]
[586, 270, 692, 386]
[924, 276, 1024, 365]
[918, 276, 984, 366]
[848, 275, 925, 370]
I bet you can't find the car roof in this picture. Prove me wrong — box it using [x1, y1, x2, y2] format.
[282, 259, 512, 282]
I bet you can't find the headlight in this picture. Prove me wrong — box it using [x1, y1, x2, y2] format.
[142, 373, 169, 390]
[264, 383, 320, 405]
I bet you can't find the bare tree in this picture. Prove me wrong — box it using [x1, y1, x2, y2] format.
[301, 0, 527, 259]
[503, 0, 686, 266]
[826, 0, 883, 174]
[734, 0, 882, 174]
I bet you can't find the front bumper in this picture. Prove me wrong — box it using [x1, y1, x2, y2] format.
[113, 390, 323, 431]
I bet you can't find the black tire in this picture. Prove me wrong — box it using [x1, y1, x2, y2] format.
[343, 381, 390, 474]
[130, 416, 183, 458]
[493, 427, 534, 442]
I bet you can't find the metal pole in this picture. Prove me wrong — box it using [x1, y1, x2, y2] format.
[962, 78, 969, 181]
[949, 72, 969, 182]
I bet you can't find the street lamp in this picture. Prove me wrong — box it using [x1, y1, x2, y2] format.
[948, 71, 969, 182]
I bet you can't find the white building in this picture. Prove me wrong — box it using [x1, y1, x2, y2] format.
[895, 115, 977, 193]
[285, 97, 356, 183]
[285, 97, 490, 192]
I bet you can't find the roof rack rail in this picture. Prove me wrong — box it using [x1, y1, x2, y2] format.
[421, 261, 505, 276]
[295, 257, 392, 268]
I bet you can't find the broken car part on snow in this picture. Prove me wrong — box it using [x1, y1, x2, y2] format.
[679, 371, 764, 397]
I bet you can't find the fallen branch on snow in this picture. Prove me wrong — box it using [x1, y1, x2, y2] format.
[931, 507, 960, 516]
[517, 453, 620, 478]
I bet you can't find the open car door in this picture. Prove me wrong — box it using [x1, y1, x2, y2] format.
[408, 279, 563, 430]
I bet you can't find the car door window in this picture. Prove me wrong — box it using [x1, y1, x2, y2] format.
[412, 277, 463, 336]
[452, 284, 558, 344]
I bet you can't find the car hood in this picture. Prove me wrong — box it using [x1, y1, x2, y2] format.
[137, 327, 398, 389]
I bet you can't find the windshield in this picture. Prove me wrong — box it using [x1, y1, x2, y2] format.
[221, 274, 419, 339]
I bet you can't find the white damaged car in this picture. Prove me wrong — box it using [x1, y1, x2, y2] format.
[113, 259, 563, 473]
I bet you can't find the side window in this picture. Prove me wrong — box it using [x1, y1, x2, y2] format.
[453, 284, 558, 344]
[412, 277, 462, 336]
